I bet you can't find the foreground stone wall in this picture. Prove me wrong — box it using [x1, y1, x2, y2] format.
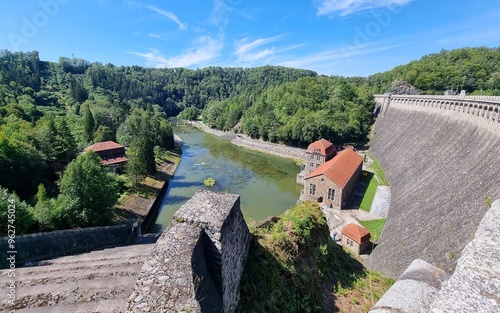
[369, 100, 500, 278]
[370, 200, 500, 312]
[127, 190, 251, 313]
[429, 199, 500, 312]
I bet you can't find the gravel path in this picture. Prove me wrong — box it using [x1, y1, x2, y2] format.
[370, 186, 391, 218]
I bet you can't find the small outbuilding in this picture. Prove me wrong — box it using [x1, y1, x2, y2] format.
[341, 223, 371, 256]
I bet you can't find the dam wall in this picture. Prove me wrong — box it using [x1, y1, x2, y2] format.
[369, 95, 500, 278]
[370, 200, 500, 312]
[126, 190, 251, 313]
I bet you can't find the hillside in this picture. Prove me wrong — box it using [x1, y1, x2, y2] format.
[368, 46, 500, 94]
[368, 101, 500, 278]
[237, 201, 393, 312]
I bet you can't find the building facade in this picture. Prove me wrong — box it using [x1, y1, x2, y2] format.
[297, 138, 337, 185]
[301, 148, 363, 209]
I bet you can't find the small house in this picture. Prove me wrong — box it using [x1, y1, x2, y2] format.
[341, 223, 371, 256]
[84, 141, 128, 173]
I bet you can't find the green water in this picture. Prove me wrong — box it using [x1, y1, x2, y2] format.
[152, 124, 302, 232]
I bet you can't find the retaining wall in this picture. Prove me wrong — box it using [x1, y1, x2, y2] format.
[368, 99, 500, 278]
[0, 223, 135, 268]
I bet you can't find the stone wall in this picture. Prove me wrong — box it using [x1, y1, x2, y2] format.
[0, 223, 135, 268]
[370, 200, 500, 312]
[368, 99, 500, 278]
[127, 190, 251, 313]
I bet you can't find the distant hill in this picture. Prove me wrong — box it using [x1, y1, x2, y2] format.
[367, 46, 500, 94]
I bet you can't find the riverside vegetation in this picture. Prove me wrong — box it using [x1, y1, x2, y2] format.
[238, 201, 394, 312]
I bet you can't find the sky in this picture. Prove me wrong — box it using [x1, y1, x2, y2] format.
[1, 0, 499, 76]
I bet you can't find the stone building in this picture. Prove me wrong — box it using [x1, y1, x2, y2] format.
[341, 223, 371, 256]
[84, 141, 128, 173]
[301, 148, 363, 209]
[297, 138, 337, 185]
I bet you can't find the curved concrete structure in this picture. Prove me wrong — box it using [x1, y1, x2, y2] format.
[369, 94, 500, 278]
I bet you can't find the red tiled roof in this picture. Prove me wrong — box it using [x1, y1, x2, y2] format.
[341, 223, 371, 244]
[101, 157, 128, 166]
[84, 141, 124, 152]
[306, 139, 334, 156]
[305, 149, 363, 188]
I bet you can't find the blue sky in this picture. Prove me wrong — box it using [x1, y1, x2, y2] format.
[1, 0, 499, 76]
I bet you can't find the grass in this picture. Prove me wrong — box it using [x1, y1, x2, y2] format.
[114, 149, 181, 220]
[359, 172, 378, 212]
[365, 151, 389, 186]
[238, 201, 394, 312]
[359, 219, 386, 242]
[334, 271, 394, 312]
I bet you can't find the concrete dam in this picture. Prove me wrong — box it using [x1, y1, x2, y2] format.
[369, 94, 500, 278]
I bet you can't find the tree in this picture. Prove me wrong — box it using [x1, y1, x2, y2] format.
[93, 125, 115, 142]
[0, 187, 35, 235]
[178, 106, 199, 121]
[58, 151, 118, 227]
[0, 131, 46, 199]
[82, 104, 95, 143]
[54, 119, 77, 164]
[126, 144, 147, 187]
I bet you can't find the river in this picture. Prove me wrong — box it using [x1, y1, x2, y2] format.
[151, 123, 302, 232]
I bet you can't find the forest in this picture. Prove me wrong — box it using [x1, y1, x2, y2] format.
[1, 46, 499, 233]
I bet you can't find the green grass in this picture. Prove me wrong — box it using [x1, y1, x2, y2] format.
[365, 151, 389, 186]
[359, 219, 386, 242]
[359, 172, 378, 212]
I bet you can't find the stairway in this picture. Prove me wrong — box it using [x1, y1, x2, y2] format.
[0, 243, 154, 313]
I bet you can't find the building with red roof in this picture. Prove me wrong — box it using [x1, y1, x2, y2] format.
[301, 148, 363, 208]
[304, 138, 337, 175]
[297, 138, 339, 185]
[84, 141, 128, 173]
[341, 223, 371, 255]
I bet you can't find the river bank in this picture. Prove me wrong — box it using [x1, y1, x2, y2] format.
[115, 148, 181, 222]
[189, 121, 306, 161]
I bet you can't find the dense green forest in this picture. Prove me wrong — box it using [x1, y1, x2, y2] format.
[202, 76, 374, 145]
[368, 47, 500, 94]
[1, 46, 499, 233]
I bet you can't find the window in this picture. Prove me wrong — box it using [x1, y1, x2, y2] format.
[316, 163, 320, 168]
[309, 154, 314, 160]
[346, 238, 354, 247]
[309, 184, 316, 196]
[309, 162, 314, 168]
[316, 155, 320, 160]
[328, 188, 335, 200]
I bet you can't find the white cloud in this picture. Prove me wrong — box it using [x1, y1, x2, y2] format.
[234, 35, 301, 64]
[145, 5, 187, 30]
[148, 33, 161, 39]
[130, 35, 223, 68]
[209, 0, 252, 25]
[314, 0, 412, 16]
[278, 42, 401, 74]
